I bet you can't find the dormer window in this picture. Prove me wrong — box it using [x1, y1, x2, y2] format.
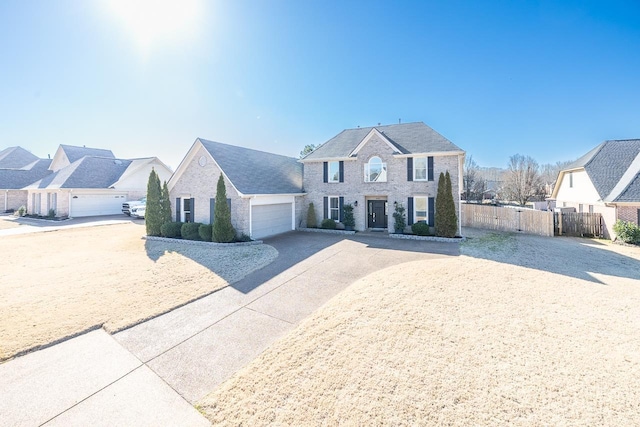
[365, 156, 387, 182]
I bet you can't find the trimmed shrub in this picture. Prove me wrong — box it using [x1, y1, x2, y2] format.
[613, 220, 640, 244]
[161, 221, 183, 238]
[145, 168, 163, 236]
[199, 224, 213, 242]
[412, 221, 431, 236]
[321, 218, 337, 229]
[47, 208, 56, 219]
[213, 175, 235, 243]
[392, 203, 406, 233]
[181, 222, 202, 241]
[343, 204, 355, 229]
[306, 202, 318, 228]
[16, 206, 26, 217]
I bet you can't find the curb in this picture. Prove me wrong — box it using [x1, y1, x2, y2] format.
[143, 235, 263, 246]
[297, 228, 356, 235]
[389, 233, 466, 243]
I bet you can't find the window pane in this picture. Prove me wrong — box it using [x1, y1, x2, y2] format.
[329, 162, 339, 182]
[415, 197, 427, 211]
[414, 157, 427, 180]
[330, 197, 339, 208]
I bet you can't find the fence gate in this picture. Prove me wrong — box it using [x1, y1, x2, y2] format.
[554, 212, 602, 237]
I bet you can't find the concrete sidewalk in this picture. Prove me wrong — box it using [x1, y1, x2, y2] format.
[0, 232, 458, 426]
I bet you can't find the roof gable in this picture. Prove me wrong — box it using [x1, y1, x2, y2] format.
[33, 157, 131, 189]
[303, 122, 463, 161]
[198, 139, 303, 195]
[584, 139, 640, 199]
[0, 146, 40, 169]
[0, 159, 52, 189]
[350, 128, 402, 156]
[50, 145, 115, 172]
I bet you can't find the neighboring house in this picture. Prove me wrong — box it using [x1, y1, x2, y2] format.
[168, 138, 304, 239]
[301, 122, 465, 234]
[25, 145, 172, 217]
[552, 139, 640, 239]
[0, 146, 52, 212]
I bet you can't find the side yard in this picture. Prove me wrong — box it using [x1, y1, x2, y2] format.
[0, 223, 277, 362]
[198, 229, 640, 426]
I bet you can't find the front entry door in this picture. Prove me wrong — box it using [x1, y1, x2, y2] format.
[368, 200, 387, 228]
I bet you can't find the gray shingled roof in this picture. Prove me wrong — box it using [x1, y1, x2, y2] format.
[304, 122, 463, 160]
[0, 159, 52, 189]
[60, 145, 115, 163]
[199, 139, 303, 195]
[581, 140, 640, 200]
[615, 172, 640, 202]
[33, 157, 132, 189]
[0, 146, 40, 169]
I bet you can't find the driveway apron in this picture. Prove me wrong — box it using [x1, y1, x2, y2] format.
[0, 231, 458, 425]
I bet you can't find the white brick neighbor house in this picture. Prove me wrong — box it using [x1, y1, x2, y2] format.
[169, 122, 465, 239]
[0, 146, 52, 212]
[301, 122, 465, 234]
[25, 145, 172, 217]
[552, 139, 640, 239]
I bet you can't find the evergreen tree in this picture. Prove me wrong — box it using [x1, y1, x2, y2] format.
[213, 174, 235, 243]
[160, 181, 171, 225]
[306, 202, 317, 228]
[435, 171, 458, 237]
[145, 169, 162, 236]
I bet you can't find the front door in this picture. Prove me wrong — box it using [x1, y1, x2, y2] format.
[368, 200, 387, 228]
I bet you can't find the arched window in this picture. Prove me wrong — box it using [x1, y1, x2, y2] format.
[365, 156, 387, 182]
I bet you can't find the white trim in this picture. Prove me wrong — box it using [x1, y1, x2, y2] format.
[328, 160, 340, 183]
[298, 157, 356, 163]
[327, 196, 340, 221]
[413, 196, 428, 223]
[412, 156, 428, 181]
[240, 192, 306, 199]
[110, 157, 173, 188]
[350, 128, 402, 157]
[394, 151, 465, 158]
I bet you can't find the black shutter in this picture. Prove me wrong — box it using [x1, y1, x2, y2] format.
[190, 198, 195, 223]
[323, 196, 328, 220]
[323, 162, 328, 183]
[339, 161, 344, 182]
[176, 198, 181, 222]
[408, 197, 414, 226]
[427, 157, 434, 181]
[407, 157, 413, 181]
[339, 196, 344, 222]
[428, 197, 435, 226]
[210, 198, 215, 224]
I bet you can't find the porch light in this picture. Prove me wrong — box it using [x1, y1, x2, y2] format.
[354, 200, 358, 207]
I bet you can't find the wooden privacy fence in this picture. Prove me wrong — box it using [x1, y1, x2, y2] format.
[554, 212, 602, 237]
[462, 204, 554, 237]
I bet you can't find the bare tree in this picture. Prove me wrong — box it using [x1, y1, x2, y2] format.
[503, 154, 543, 206]
[540, 160, 574, 196]
[463, 155, 478, 201]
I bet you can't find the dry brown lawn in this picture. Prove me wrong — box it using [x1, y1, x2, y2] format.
[0, 223, 277, 361]
[0, 216, 20, 230]
[199, 230, 640, 426]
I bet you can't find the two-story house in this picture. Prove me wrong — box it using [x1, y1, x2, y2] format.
[301, 122, 465, 233]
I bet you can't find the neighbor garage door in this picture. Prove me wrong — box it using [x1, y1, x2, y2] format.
[70, 194, 127, 217]
[251, 203, 292, 239]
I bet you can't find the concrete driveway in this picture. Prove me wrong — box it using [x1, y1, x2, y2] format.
[0, 231, 458, 426]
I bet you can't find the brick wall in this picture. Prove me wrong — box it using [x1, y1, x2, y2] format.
[302, 133, 461, 231]
[617, 205, 640, 225]
[169, 145, 250, 235]
[4, 190, 27, 212]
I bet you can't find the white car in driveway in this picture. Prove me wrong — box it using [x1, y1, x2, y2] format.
[130, 205, 146, 219]
[122, 197, 146, 216]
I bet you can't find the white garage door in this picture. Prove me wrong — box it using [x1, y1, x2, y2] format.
[251, 203, 293, 239]
[70, 194, 127, 217]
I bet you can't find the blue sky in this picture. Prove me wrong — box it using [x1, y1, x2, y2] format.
[1, 0, 639, 169]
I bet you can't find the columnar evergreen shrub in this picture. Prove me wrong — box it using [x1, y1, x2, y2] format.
[392, 203, 406, 233]
[160, 222, 183, 238]
[181, 222, 202, 240]
[145, 169, 163, 236]
[213, 175, 235, 243]
[435, 171, 458, 238]
[199, 224, 213, 241]
[342, 204, 355, 229]
[306, 203, 318, 228]
[160, 181, 172, 226]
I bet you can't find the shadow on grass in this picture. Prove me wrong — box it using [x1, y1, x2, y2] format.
[461, 228, 640, 285]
